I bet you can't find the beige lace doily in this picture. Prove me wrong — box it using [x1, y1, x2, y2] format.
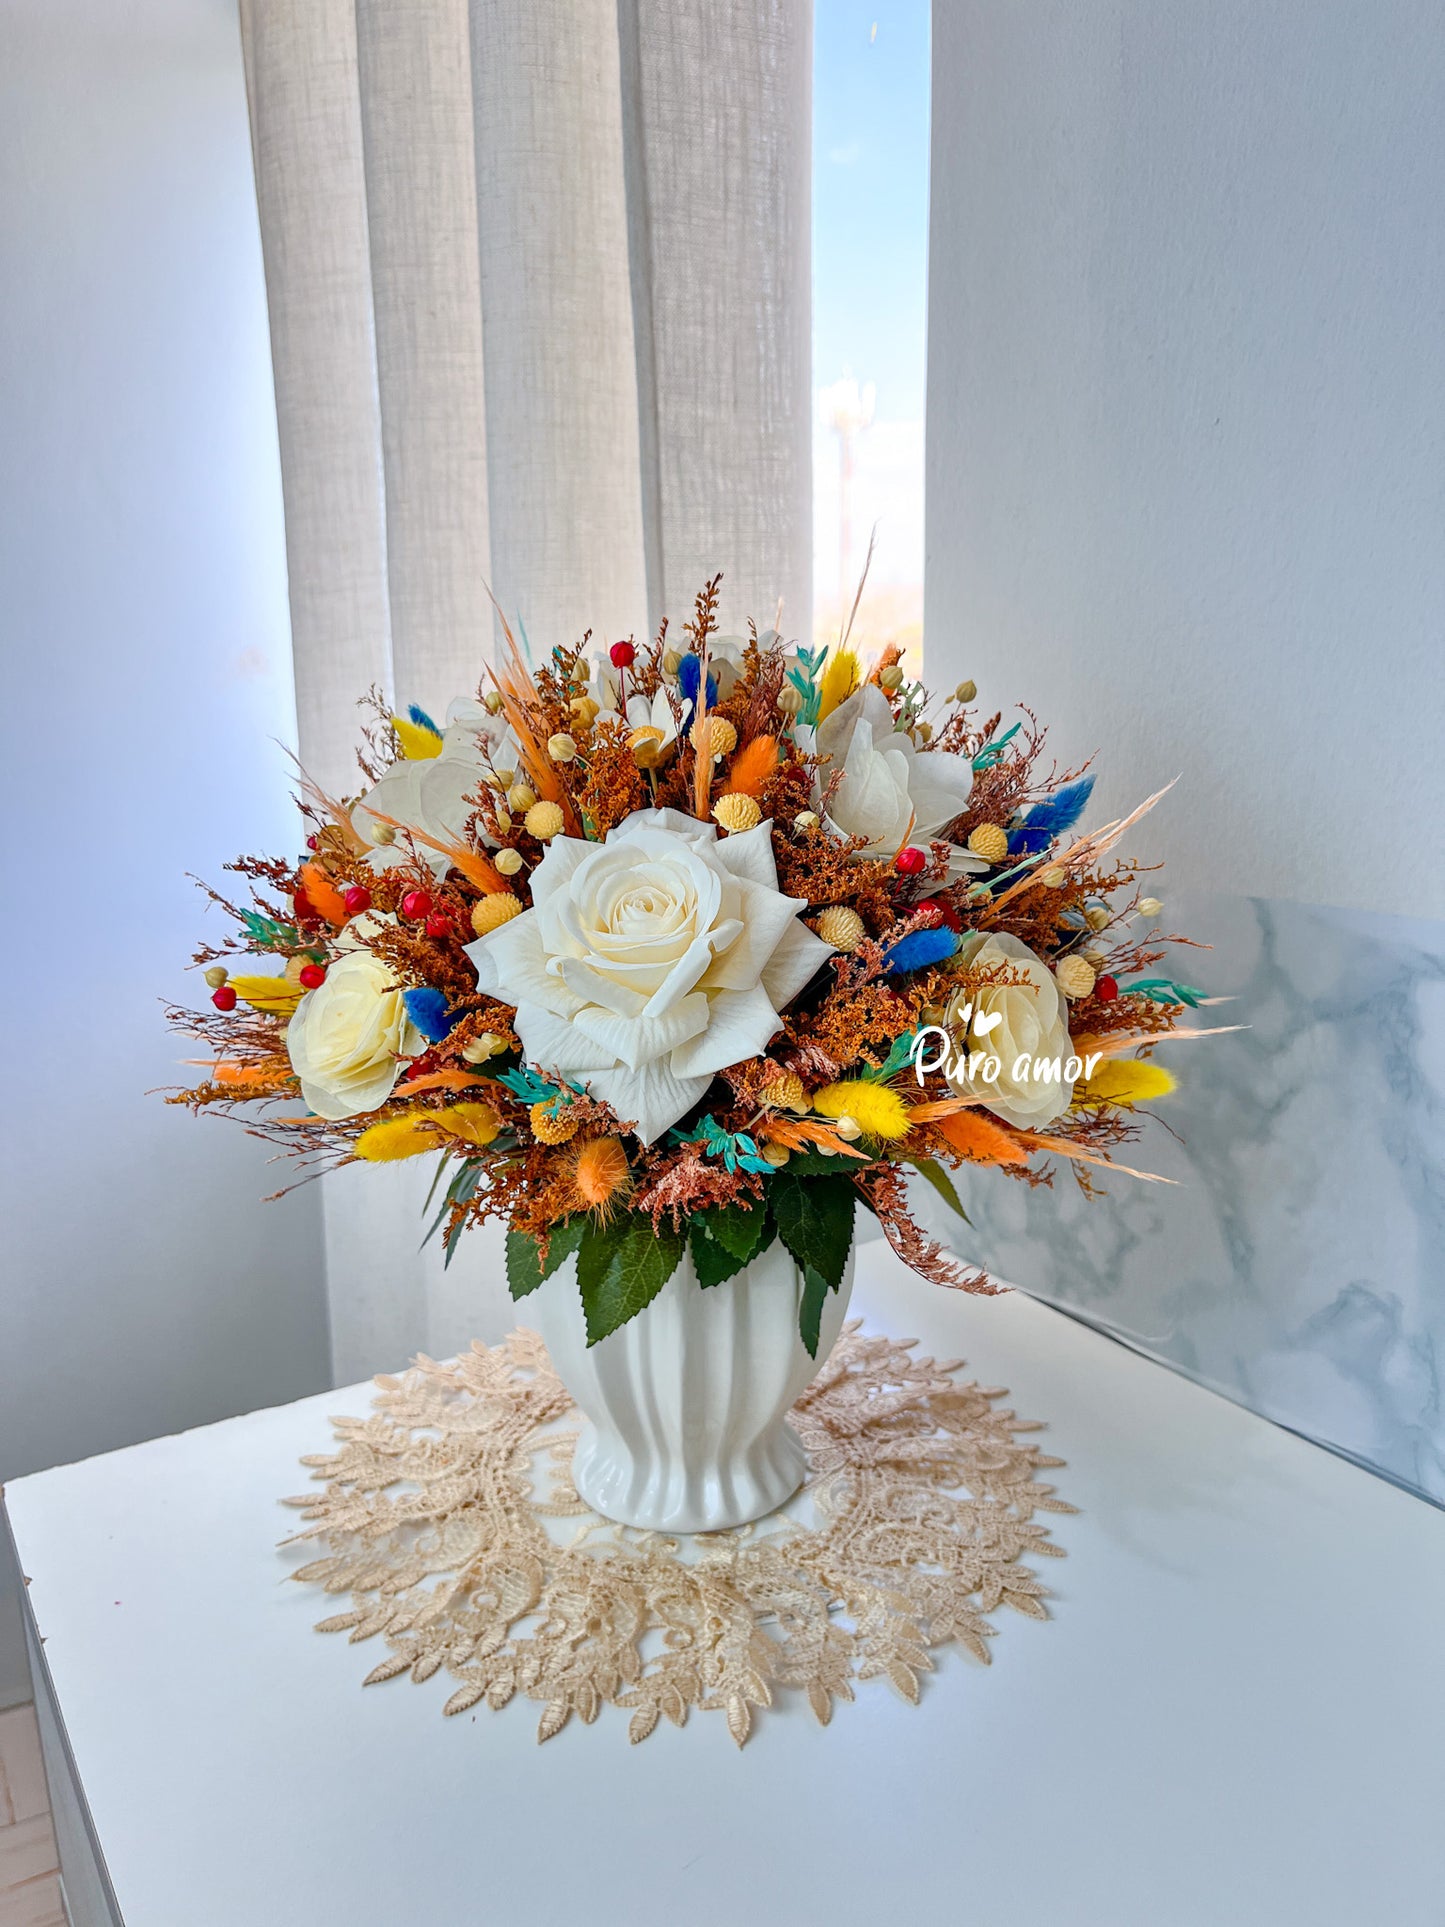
[281, 1321, 1074, 1746]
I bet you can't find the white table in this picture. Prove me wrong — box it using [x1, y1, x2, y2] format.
[6, 1245, 1444, 1927]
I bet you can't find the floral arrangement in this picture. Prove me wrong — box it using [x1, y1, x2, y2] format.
[171, 578, 1208, 1354]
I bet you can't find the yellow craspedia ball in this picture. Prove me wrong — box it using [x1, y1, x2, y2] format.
[471, 893, 523, 937]
[524, 801, 565, 841]
[966, 822, 1010, 863]
[811, 1080, 912, 1142]
[529, 1101, 578, 1145]
[494, 848, 524, 877]
[1055, 954, 1097, 1000]
[712, 792, 761, 834]
[761, 1068, 808, 1115]
[814, 905, 865, 951]
[690, 715, 737, 757]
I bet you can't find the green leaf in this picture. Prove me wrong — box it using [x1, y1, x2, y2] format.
[906, 1156, 970, 1224]
[505, 1218, 585, 1300]
[690, 1222, 748, 1289]
[689, 1205, 775, 1289]
[798, 1266, 830, 1358]
[577, 1217, 685, 1345]
[696, 1200, 771, 1263]
[771, 1173, 855, 1295]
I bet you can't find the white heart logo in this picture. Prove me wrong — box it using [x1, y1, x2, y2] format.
[973, 1011, 1003, 1037]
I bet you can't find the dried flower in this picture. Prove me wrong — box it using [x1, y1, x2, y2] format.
[878, 664, 904, 691]
[690, 715, 737, 758]
[776, 684, 804, 717]
[547, 732, 578, 763]
[954, 679, 977, 703]
[470, 893, 522, 936]
[523, 800, 565, 840]
[713, 792, 761, 834]
[1055, 954, 1097, 1000]
[494, 848, 524, 877]
[1085, 904, 1111, 931]
[966, 823, 1009, 863]
[629, 724, 668, 768]
[461, 1032, 507, 1063]
[761, 1067, 808, 1114]
[530, 1102, 578, 1145]
[814, 905, 865, 951]
[1137, 896, 1163, 918]
[507, 783, 538, 814]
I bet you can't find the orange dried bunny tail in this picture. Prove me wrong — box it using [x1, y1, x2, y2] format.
[726, 734, 778, 799]
[361, 810, 510, 894]
[933, 1108, 1030, 1167]
[568, 1136, 633, 1219]
[298, 861, 349, 927]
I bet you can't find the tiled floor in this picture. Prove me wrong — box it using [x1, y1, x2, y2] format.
[0, 1706, 64, 1926]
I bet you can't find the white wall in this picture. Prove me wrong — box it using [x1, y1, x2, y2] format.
[926, 0, 1445, 917]
[0, 0, 330, 1490]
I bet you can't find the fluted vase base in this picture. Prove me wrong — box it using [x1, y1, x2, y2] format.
[528, 1239, 855, 1534]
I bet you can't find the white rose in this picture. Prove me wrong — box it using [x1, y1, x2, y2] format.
[942, 930, 1075, 1129]
[811, 684, 978, 863]
[465, 806, 833, 1143]
[286, 950, 421, 1120]
[355, 698, 509, 876]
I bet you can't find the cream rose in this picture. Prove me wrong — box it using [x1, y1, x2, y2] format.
[812, 684, 979, 864]
[286, 951, 421, 1120]
[465, 807, 833, 1143]
[943, 931, 1075, 1129]
[354, 698, 509, 877]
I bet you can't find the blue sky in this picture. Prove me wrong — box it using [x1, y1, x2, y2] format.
[813, 0, 931, 422]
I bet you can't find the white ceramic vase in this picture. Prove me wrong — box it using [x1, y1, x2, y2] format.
[527, 1240, 855, 1533]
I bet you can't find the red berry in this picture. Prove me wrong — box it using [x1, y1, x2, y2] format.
[915, 895, 962, 932]
[1096, 974, 1119, 1002]
[424, 912, 452, 939]
[292, 888, 317, 925]
[342, 885, 371, 917]
[609, 640, 636, 668]
[305, 834, 320, 852]
[401, 889, 433, 920]
[895, 845, 927, 876]
[298, 963, 327, 990]
[211, 984, 237, 1012]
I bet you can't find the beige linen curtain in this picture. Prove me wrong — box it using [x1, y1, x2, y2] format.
[238, 0, 812, 1379]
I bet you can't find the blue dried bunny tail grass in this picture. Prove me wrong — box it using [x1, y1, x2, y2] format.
[1009, 775, 1096, 856]
[676, 652, 718, 714]
[882, 927, 959, 974]
[406, 704, 442, 737]
[402, 987, 456, 1042]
